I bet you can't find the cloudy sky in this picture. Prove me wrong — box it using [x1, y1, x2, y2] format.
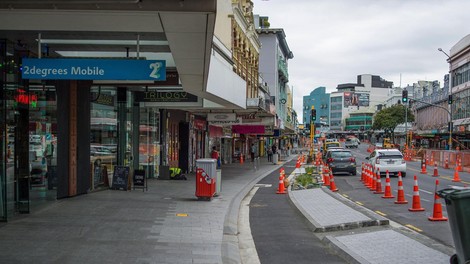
[252, 0, 470, 120]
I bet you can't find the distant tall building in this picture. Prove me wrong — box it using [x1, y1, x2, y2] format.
[303, 87, 330, 126]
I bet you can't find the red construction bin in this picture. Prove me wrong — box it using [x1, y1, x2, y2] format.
[195, 159, 216, 200]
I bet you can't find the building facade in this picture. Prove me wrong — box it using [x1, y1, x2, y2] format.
[0, 0, 292, 221]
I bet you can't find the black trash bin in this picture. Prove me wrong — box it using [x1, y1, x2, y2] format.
[437, 187, 470, 264]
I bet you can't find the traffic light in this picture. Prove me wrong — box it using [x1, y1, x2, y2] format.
[311, 108, 316, 122]
[448, 94, 453, 104]
[402, 90, 408, 103]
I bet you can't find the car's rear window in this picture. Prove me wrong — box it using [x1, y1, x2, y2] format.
[377, 151, 402, 159]
[331, 151, 352, 158]
[326, 143, 340, 149]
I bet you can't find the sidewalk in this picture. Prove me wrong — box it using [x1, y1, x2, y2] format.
[0, 154, 457, 264]
[0, 157, 282, 264]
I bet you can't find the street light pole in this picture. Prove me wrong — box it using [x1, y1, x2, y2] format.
[438, 48, 452, 150]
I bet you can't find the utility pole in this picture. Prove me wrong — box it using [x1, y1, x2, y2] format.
[310, 106, 316, 157]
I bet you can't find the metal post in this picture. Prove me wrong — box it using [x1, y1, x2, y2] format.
[405, 101, 408, 148]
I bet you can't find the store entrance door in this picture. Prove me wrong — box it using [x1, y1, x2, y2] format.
[138, 107, 160, 179]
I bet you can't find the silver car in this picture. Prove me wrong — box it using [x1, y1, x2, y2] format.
[366, 149, 406, 177]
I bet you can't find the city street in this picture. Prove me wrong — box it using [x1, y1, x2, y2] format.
[333, 143, 470, 248]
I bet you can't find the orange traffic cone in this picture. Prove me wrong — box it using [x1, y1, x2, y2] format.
[295, 159, 300, 169]
[276, 169, 286, 194]
[408, 175, 425, 212]
[395, 172, 408, 204]
[360, 163, 366, 182]
[365, 165, 373, 188]
[374, 170, 384, 194]
[370, 168, 378, 191]
[433, 162, 439, 177]
[428, 180, 448, 221]
[323, 166, 331, 186]
[444, 158, 449, 169]
[457, 157, 463, 172]
[420, 162, 427, 174]
[382, 170, 394, 199]
[329, 169, 338, 192]
[452, 166, 461, 182]
[240, 154, 244, 164]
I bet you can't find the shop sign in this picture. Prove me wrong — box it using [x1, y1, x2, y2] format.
[208, 118, 242, 126]
[135, 91, 197, 102]
[264, 126, 274, 135]
[193, 119, 206, 130]
[222, 127, 232, 137]
[207, 113, 236, 122]
[22, 58, 166, 81]
[92, 93, 114, 106]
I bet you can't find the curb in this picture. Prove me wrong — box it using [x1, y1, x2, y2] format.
[288, 184, 389, 233]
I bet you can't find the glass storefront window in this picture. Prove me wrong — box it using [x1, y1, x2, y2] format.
[90, 87, 118, 188]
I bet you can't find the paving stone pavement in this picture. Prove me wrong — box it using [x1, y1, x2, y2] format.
[0, 154, 458, 264]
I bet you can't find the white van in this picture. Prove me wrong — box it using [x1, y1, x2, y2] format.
[345, 138, 359, 148]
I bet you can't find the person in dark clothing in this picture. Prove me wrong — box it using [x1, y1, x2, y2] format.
[267, 146, 273, 162]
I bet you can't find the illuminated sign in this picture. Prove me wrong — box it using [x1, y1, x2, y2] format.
[15, 89, 38, 107]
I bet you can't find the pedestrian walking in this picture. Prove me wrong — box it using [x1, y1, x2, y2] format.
[267, 146, 273, 162]
[211, 146, 221, 169]
[250, 143, 256, 162]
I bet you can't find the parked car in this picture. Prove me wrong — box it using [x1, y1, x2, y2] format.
[366, 148, 406, 177]
[345, 138, 359, 148]
[324, 149, 357, 176]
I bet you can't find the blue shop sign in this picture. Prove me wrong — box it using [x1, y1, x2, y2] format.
[21, 58, 166, 81]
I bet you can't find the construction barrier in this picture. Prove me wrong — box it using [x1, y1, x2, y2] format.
[424, 150, 470, 172]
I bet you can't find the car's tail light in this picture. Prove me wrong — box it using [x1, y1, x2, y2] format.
[327, 158, 334, 163]
[349, 157, 356, 162]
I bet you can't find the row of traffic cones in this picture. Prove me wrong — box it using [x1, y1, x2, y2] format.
[360, 163, 448, 221]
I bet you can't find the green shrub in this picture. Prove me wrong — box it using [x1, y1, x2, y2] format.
[295, 173, 313, 187]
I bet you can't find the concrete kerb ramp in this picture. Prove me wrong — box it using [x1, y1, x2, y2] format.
[288, 186, 389, 233]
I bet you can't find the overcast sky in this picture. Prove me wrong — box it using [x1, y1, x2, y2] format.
[252, 0, 470, 120]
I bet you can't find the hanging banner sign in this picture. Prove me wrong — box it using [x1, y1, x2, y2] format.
[21, 58, 166, 81]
